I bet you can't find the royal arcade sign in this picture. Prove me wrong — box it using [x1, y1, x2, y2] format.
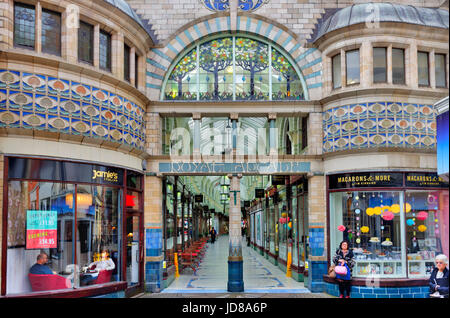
[159, 161, 311, 175]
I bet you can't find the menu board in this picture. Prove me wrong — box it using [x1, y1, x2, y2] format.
[26, 210, 57, 249]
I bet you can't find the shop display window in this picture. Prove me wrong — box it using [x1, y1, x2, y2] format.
[330, 189, 449, 278]
[268, 197, 276, 255]
[405, 190, 449, 277]
[6, 181, 121, 294]
[278, 187, 288, 261]
[330, 191, 405, 278]
[164, 182, 175, 267]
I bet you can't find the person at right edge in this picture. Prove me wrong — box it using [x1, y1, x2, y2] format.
[333, 240, 355, 298]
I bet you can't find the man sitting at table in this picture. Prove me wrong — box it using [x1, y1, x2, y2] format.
[81, 249, 115, 285]
[29, 252, 56, 275]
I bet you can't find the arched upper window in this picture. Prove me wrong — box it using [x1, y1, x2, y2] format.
[162, 35, 306, 101]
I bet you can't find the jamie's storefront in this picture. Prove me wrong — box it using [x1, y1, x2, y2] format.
[1, 156, 144, 298]
[324, 171, 449, 297]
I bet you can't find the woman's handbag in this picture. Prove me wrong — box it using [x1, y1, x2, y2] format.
[335, 265, 347, 276]
[328, 265, 336, 278]
[336, 263, 351, 280]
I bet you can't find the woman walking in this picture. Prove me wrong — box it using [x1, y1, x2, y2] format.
[333, 240, 355, 298]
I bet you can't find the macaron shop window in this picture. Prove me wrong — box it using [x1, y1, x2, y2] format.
[328, 172, 449, 279]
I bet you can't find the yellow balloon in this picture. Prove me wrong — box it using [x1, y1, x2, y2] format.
[404, 203, 411, 213]
[281, 212, 287, 218]
[418, 225, 427, 232]
[374, 206, 382, 215]
[361, 226, 369, 233]
[381, 205, 391, 213]
[366, 208, 374, 216]
[391, 204, 400, 213]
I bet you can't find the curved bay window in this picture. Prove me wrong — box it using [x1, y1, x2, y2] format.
[163, 35, 305, 101]
[329, 172, 449, 279]
[3, 157, 143, 296]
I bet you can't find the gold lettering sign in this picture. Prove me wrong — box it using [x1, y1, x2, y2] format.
[92, 169, 119, 182]
[406, 174, 444, 186]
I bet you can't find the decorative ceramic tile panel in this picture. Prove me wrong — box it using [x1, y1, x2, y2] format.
[0, 70, 146, 150]
[322, 102, 437, 153]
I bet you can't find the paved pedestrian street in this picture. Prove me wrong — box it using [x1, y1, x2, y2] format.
[138, 235, 332, 298]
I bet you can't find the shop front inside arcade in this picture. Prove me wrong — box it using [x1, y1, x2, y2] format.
[248, 175, 309, 282]
[325, 171, 449, 297]
[2, 157, 144, 297]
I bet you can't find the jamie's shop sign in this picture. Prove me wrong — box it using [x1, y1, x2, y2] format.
[8, 157, 124, 186]
[26, 210, 57, 249]
[329, 172, 448, 189]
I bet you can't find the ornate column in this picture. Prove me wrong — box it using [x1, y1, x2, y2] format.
[227, 173, 244, 292]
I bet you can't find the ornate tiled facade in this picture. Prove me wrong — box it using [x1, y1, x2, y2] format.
[0, 70, 146, 150]
[323, 102, 437, 153]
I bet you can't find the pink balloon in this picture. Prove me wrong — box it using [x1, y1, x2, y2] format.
[417, 211, 428, 221]
[337, 225, 346, 232]
[382, 211, 394, 221]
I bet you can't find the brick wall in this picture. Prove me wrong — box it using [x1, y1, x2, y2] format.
[127, 0, 445, 45]
[145, 112, 162, 156]
[0, 0, 12, 50]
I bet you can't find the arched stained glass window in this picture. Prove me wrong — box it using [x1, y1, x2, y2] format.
[162, 35, 306, 101]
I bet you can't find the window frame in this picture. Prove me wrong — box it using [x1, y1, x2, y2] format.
[373, 47, 387, 84]
[331, 53, 342, 89]
[124, 43, 131, 83]
[345, 49, 360, 86]
[99, 29, 112, 72]
[134, 53, 139, 88]
[13, 2, 36, 50]
[417, 51, 430, 87]
[160, 33, 308, 101]
[392, 47, 406, 85]
[77, 20, 94, 65]
[435, 53, 447, 88]
[41, 8, 62, 56]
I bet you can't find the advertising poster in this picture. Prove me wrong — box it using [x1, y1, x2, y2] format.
[26, 210, 57, 249]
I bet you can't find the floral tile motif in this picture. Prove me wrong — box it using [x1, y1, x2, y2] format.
[323, 102, 437, 153]
[0, 69, 146, 150]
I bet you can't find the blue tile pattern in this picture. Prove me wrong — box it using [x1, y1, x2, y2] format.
[0, 69, 146, 150]
[324, 281, 430, 298]
[323, 102, 437, 153]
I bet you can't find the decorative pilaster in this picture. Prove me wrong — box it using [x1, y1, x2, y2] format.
[144, 174, 164, 292]
[306, 174, 327, 293]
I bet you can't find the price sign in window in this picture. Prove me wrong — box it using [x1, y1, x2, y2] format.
[26, 210, 57, 249]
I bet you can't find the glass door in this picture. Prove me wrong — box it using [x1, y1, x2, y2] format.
[126, 214, 142, 287]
